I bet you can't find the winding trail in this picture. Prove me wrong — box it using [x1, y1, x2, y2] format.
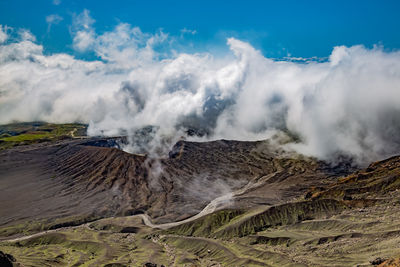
[136, 192, 234, 230]
[138, 174, 276, 230]
[1, 193, 237, 243]
[1, 176, 271, 243]
[1, 222, 92, 243]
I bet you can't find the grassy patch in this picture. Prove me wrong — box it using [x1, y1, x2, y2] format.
[0, 122, 87, 150]
[0, 214, 100, 238]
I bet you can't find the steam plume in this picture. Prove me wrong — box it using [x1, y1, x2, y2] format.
[1, 17, 400, 164]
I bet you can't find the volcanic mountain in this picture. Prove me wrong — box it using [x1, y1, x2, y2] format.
[0, 123, 399, 267]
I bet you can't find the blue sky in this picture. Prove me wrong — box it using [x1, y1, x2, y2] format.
[1, 0, 400, 58]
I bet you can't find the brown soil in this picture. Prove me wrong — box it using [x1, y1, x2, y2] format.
[0, 138, 346, 238]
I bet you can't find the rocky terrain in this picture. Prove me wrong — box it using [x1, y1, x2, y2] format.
[0, 123, 400, 266]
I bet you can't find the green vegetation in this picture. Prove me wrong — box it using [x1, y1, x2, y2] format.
[2, 194, 400, 266]
[0, 214, 100, 238]
[164, 209, 245, 238]
[0, 122, 87, 149]
[0, 220, 169, 267]
[165, 199, 347, 239]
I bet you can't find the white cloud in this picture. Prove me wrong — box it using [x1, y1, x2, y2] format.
[180, 28, 197, 36]
[73, 30, 95, 52]
[72, 9, 95, 52]
[53, 0, 61, 5]
[73, 9, 95, 31]
[46, 14, 63, 33]
[71, 14, 169, 66]
[0, 25, 8, 44]
[1, 21, 400, 165]
[18, 29, 36, 42]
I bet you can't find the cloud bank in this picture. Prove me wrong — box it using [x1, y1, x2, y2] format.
[1, 13, 400, 165]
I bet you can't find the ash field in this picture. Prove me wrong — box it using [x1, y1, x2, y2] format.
[1, 122, 400, 267]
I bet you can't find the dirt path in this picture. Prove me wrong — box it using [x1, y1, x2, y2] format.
[1, 193, 238, 242]
[2, 222, 93, 243]
[137, 176, 272, 230]
[69, 128, 77, 137]
[2, 178, 268, 243]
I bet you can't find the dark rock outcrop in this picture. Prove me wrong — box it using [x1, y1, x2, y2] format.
[0, 251, 16, 267]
